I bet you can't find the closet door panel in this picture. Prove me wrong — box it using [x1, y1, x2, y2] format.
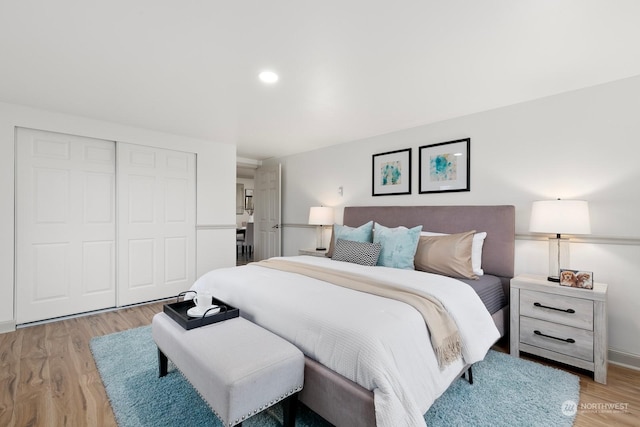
[16, 129, 116, 323]
[117, 143, 196, 306]
[165, 236, 188, 283]
[82, 240, 114, 294]
[127, 238, 156, 288]
[33, 242, 69, 300]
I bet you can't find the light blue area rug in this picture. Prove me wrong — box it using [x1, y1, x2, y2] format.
[90, 326, 579, 427]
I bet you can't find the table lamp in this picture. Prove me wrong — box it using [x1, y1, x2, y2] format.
[308, 206, 334, 251]
[529, 199, 591, 282]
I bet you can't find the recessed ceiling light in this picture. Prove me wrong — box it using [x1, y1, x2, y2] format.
[259, 71, 279, 84]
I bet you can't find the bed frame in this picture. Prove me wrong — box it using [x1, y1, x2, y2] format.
[298, 205, 515, 427]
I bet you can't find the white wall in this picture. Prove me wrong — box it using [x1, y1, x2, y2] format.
[0, 102, 237, 331]
[268, 75, 640, 364]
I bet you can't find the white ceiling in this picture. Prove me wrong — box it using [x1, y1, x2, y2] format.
[2, 1, 640, 160]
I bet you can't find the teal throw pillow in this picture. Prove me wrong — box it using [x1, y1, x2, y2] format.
[326, 221, 374, 257]
[374, 223, 423, 269]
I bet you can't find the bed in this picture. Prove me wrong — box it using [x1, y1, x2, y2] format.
[190, 205, 515, 427]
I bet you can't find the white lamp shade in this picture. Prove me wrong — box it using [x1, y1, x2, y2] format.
[308, 206, 334, 225]
[529, 200, 591, 235]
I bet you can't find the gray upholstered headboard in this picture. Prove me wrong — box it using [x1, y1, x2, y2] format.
[342, 205, 515, 291]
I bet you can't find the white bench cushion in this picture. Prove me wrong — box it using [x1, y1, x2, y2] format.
[152, 313, 304, 426]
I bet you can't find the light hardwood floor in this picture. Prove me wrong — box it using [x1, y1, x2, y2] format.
[1, 301, 638, 426]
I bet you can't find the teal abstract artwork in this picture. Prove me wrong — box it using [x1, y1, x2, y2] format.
[430, 154, 457, 181]
[381, 161, 402, 186]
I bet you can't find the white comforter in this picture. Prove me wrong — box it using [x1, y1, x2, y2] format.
[190, 256, 499, 427]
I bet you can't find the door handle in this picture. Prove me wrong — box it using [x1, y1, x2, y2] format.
[272, 224, 280, 229]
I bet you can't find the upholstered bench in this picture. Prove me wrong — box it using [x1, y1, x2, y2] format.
[152, 313, 304, 427]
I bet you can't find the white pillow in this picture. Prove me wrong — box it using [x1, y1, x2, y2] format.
[420, 231, 487, 276]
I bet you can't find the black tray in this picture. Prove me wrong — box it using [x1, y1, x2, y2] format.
[163, 294, 240, 330]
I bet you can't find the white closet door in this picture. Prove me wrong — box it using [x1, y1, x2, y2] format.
[16, 129, 116, 324]
[117, 143, 196, 306]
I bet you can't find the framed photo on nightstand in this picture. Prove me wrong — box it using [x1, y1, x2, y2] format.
[559, 269, 594, 289]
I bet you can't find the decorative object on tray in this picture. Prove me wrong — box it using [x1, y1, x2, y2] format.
[186, 305, 220, 317]
[559, 269, 594, 289]
[372, 148, 411, 196]
[419, 138, 470, 194]
[193, 290, 212, 308]
[529, 199, 591, 282]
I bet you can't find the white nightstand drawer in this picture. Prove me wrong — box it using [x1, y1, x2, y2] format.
[520, 316, 594, 362]
[520, 289, 593, 330]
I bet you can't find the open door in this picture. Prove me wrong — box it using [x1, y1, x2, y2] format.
[254, 164, 281, 261]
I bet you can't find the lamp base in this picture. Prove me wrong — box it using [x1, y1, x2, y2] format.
[548, 236, 569, 284]
[314, 225, 328, 252]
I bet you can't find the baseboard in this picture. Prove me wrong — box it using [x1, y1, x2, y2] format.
[609, 348, 640, 371]
[0, 320, 16, 334]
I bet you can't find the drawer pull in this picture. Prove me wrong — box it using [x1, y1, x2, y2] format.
[533, 302, 575, 313]
[534, 330, 576, 343]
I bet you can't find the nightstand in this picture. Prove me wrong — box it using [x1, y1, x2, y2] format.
[510, 274, 608, 384]
[298, 248, 328, 257]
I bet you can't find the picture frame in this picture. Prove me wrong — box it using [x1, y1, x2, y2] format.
[372, 148, 412, 196]
[419, 138, 470, 194]
[244, 189, 254, 214]
[236, 183, 244, 215]
[560, 269, 594, 290]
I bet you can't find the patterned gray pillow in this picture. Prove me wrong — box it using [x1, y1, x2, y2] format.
[332, 238, 382, 266]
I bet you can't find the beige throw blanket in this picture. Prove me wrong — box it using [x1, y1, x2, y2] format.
[255, 259, 462, 367]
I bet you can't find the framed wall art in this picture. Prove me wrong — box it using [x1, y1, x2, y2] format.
[419, 138, 470, 194]
[372, 148, 411, 196]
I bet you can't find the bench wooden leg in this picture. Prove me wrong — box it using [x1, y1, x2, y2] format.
[282, 392, 299, 427]
[158, 348, 168, 377]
